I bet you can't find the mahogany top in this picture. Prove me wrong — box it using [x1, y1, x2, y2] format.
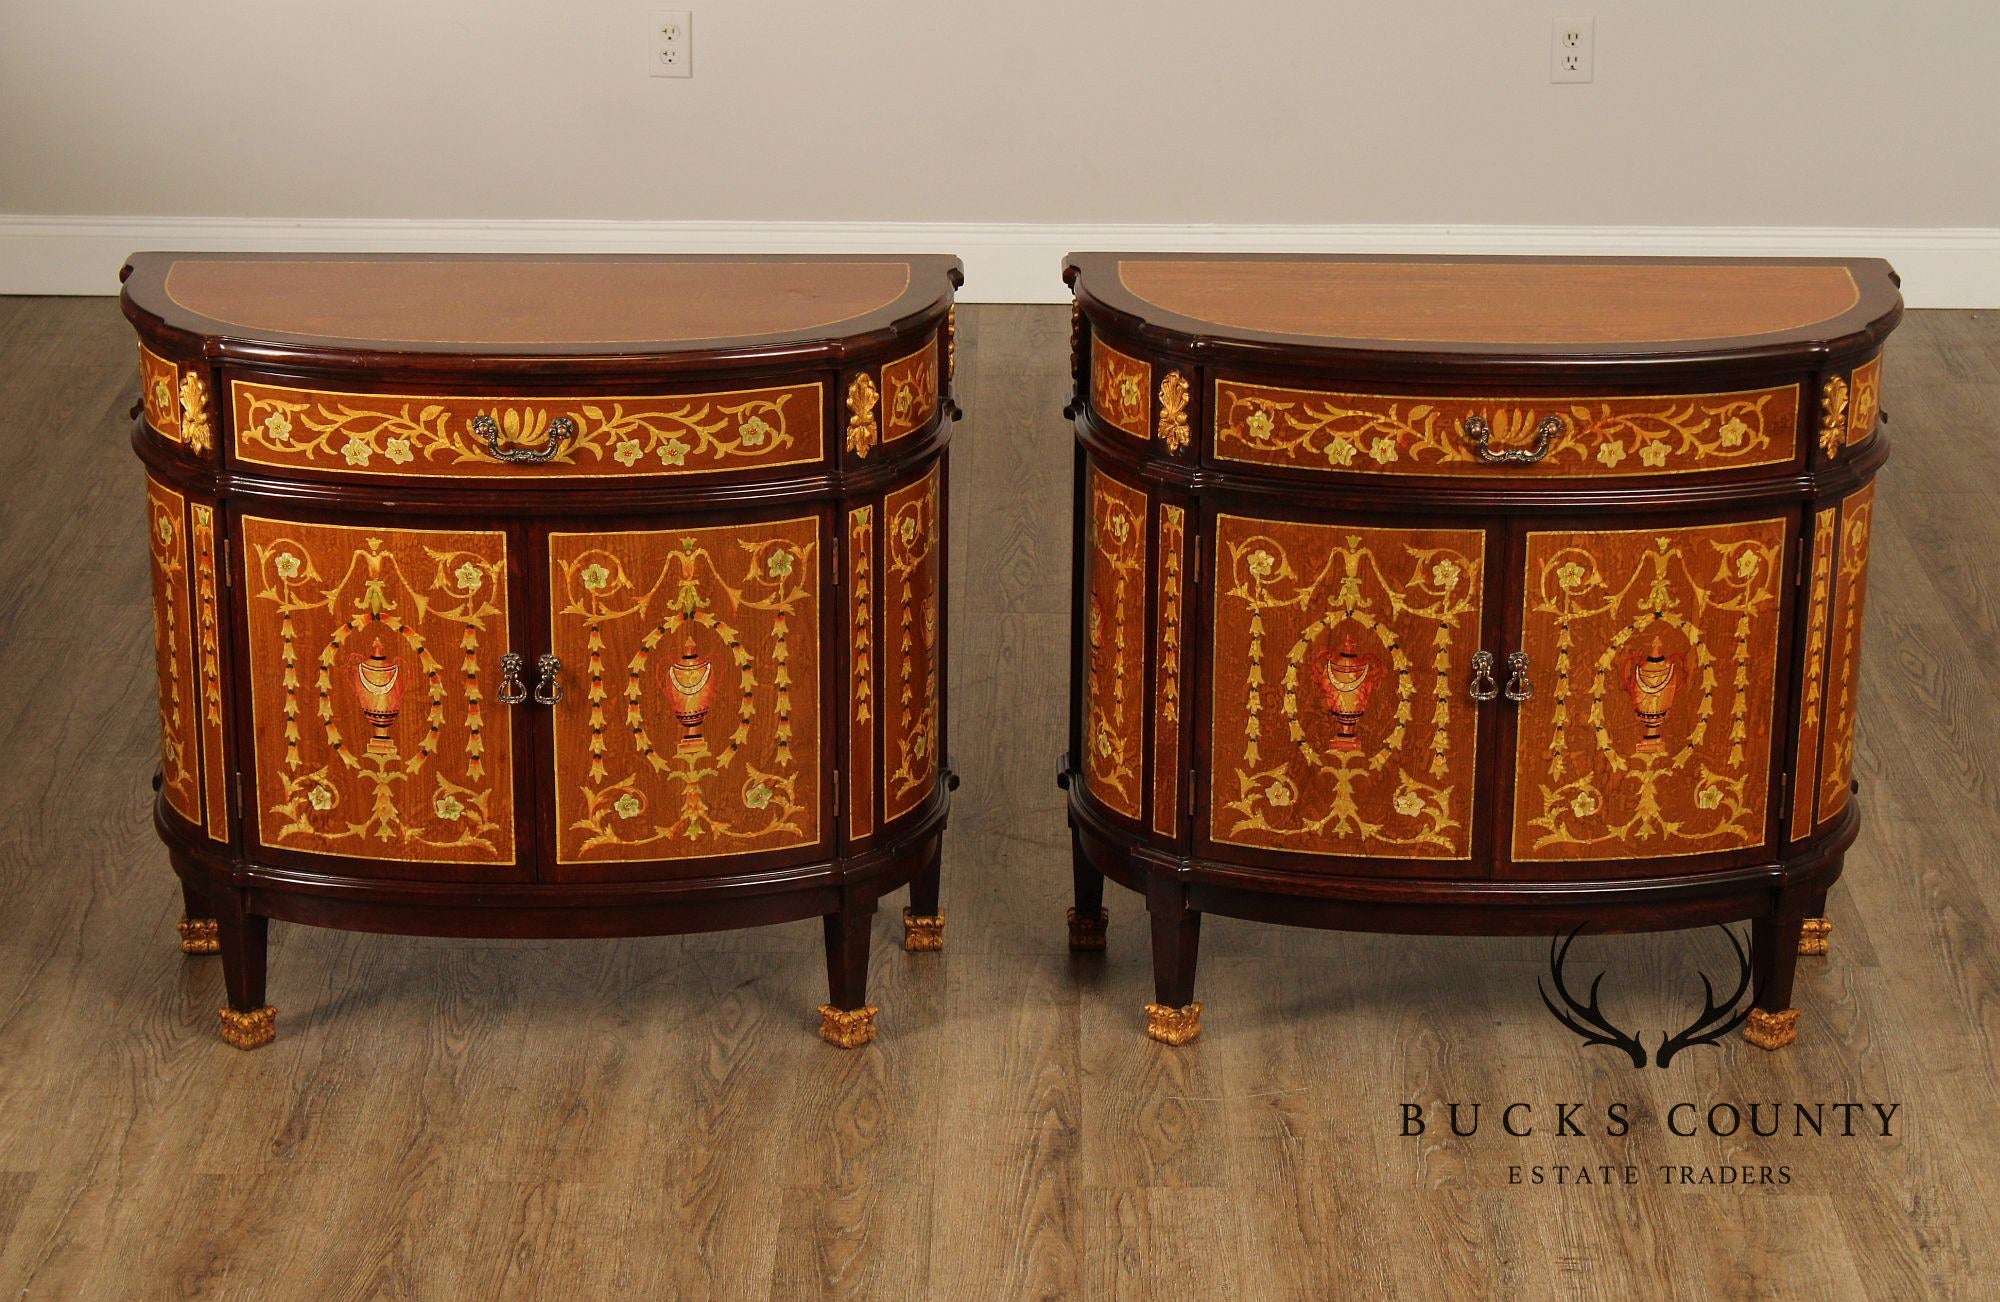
[1068, 254, 1901, 366]
[121, 253, 961, 362]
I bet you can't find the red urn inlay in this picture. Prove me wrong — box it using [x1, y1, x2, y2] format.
[1620, 634, 1686, 754]
[663, 636, 716, 751]
[1313, 634, 1380, 752]
[353, 638, 404, 757]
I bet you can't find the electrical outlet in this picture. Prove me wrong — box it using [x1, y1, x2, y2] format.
[651, 10, 692, 78]
[1551, 16, 1593, 83]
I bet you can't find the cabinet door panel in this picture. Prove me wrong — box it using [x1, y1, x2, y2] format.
[1205, 514, 1489, 863]
[238, 515, 520, 873]
[1081, 465, 1148, 820]
[146, 477, 202, 826]
[881, 466, 942, 823]
[1508, 516, 1788, 865]
[547, 516, 823, 870]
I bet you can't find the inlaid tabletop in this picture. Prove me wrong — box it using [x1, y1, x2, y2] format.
[1072, 254, 1900, 357]
[123, 254, 957, 357]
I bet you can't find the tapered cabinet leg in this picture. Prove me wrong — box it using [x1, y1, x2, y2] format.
[819, 898, 878, 1048]
[903, 851, 944, 952]
[1800, 887, 1832, 956]
[1745, 909, 1805, 1051]
[1068, 829, 1108, 952]
[216, 900, 275, 1050]
[1144, 884, 1202, 1045]
[178, 881, 219, 956]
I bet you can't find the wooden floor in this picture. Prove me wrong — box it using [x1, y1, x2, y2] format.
[1, 298, 1997, 1299]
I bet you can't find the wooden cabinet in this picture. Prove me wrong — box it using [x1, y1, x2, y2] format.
[1062, 253, 1900, 1051]
[125, 253, 961, 1050]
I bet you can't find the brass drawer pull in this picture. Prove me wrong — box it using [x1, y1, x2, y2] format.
[1504, 651, 1535, 702]
[472, 413, 577, 464]
[532, 653, 564, 705]
[498, 652, 528, 704]
[1469, 650, 1499, 701]
[1463, 414, 1565, 465]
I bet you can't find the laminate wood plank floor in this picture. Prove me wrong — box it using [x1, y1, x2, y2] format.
[1, 299, 1997, 1299]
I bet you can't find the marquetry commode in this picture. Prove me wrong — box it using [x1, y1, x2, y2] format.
[124, 253, 959, 1049]
[1060, 254, 1899, 1050]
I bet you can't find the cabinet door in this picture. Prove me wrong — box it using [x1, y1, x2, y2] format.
[1505, 515, 1790, 869]
[236, 514, 525, 877]
[1202, 512, 1492, 866]
[544, 515, 824, 877]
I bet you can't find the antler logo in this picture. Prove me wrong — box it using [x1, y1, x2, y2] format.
[1539, 925, 1753, 1067]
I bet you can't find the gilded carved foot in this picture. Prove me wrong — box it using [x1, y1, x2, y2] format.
[1068, 907, 1109, 952]
[1145, 1001, 1203, 1046]
[902, 908, 945, 952]
[1742, 1007, 1799, 1051]
[818, 1004, 878, 1049]
[178, 916, 220, 955]
[218, 1005, 277, 1050]
[1799, 918, 1833, 956]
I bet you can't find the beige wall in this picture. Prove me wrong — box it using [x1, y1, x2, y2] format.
[2, 2, 1997, 296]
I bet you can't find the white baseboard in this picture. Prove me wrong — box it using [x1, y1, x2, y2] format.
[5, 215, 1998, 308]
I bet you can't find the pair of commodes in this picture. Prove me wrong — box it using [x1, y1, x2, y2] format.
[126, 252, 1897, 1053]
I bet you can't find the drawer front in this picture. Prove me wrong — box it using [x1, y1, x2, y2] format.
[231, 380, 824, 480]
[239, 515, 520, 870]
[546, 515, 823, 868]
[1507, 515, 1789, 864]
[1205, 513, 1490, 862]
[1213, 381, 1800, 478]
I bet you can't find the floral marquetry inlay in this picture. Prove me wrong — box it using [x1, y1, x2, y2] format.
[1152, 504, 1186, 838]
[1091, 339, 1151, 441]
[1510, 518, 1788, 863]
[1208, 516, 1486, 860]
[1084, 467, 1147, 819]
[849, 505, 876, 841]
[233, 381, 823, 478]
[549, 518, 820, 864]
[139, 346, 180, 440]
[882, 335, 939, 443]
[146, 477, 202, 825]
[191, 503, 229, 841]
[1791, 507, 1837, 842]
[240, 517, 515, 866]
[884, 467, 941, 822]
[1847, 356, 1882, 446]
[1214, 381, 1799, 477]
[1818, 484, 1875, 825]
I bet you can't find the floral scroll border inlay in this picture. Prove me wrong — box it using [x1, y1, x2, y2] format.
[147, 477, 202, 824]
[1213, 381, 1800, 477]
[1512, 519, 1786, 862]
[139, 345, 180, 441]
[1151, 504, 1186, 838]
[1791, 507, 1837, 842]
[234, 381, 823, 478]
[1817, 485, 1874, 825]
[1209, 517, 1485, 860]
[1084, 468, 1146, 819]
[850, 505, 876, 842]
[1846, 356, 1882, 447]
[192, 503, 229, 841]
[884, 468, 941, 822]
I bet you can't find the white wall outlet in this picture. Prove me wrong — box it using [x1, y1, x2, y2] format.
[651, 10, 692, 78]
[1551, 17, 1593, 83]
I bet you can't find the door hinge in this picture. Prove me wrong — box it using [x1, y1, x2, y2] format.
[1797, 545, 1811, 588]
[1778, 770, 1790, 811]
[830, 529, 840, 587]
[233, 771, 244, 812]
[221, 538, 232, 587]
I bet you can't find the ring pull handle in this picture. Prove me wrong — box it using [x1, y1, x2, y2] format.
[1462, 414, 1565, 465]
[1468, 650, 1499, 702]
[472, 413, 578, 464]
[1504, 651, 1535, 703]
[497, 652, 528, 704]
[532, 653, 564, 706]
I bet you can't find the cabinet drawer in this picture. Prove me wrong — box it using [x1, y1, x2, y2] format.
[230, 380, 825, 480]
[1212, 380, 1800, 478]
